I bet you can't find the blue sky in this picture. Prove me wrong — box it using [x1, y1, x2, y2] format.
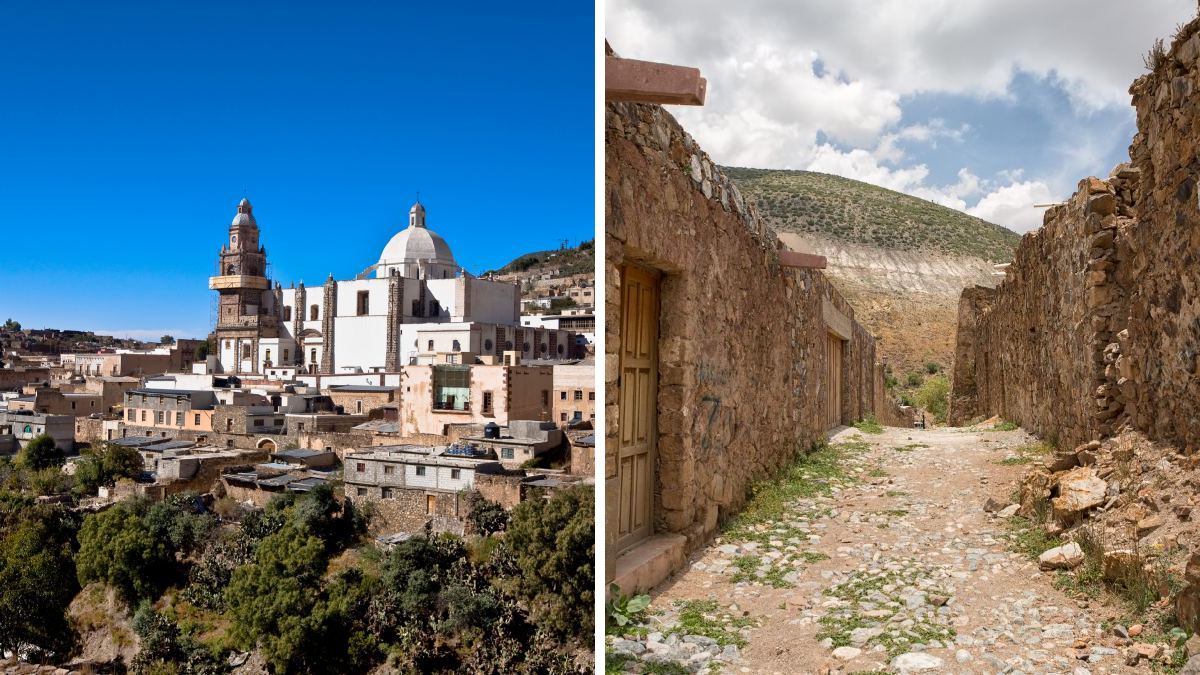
[608, 0, 1194, 234]
[0, 2, 594, 340]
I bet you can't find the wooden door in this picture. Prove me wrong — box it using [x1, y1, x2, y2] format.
[617, 264, 659, 553]
[827, 333, 843, 428]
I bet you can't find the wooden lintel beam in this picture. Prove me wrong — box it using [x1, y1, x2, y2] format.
[778, 250, 828, 270]
[605, 56, 706, 106]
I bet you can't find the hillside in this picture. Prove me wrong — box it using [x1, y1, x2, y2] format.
[724, 168, 1020, 262]
[725, 168, 1021, 378]
[484, 240, 594, 279]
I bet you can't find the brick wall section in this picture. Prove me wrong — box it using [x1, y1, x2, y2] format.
[951, 19, 1200, 450]
[605, 101, 908, 553]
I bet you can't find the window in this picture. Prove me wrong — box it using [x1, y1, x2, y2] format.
[356, 290, 369, 315]
[557, 344, 565, 354]
[224, 340, 231, 348]
[310, 304, 319, 320]
[427, 339, 434, 351]
[451, 339, 461, 352]
[356, 463, 365, 472]
[242, 343, 251, 359]
[156, 411, 164, 424]
[504, 341, 513, 350]
[140, 410, 146, 422]
[264, 348, 272, 363]
[383, 465, 394, 475]
[310, 348, 317, 364]
[70, 401, 76, 410]
[298, 422, 306, 431]
[226, 418, 233, 431]
[415, 466, 426, 476]
[194, 414, 200, 425]
[574, 390, 583, 401]
[252, 419, 264, 427]
[283, 306, 292, 321]
[282, 348, 290, 362]
[541, 390, 549, 406]
[451, 469, 460, 479]
[356, 487, 367, 497]
[484, 338, 493, 351]
[501, 447, 514, 460]
[127, 409, 134, 421]
[560, 391, 567, 400]
[175, 412, 183, 425]
[482, 391, 493, 414]
[560, 412, 567, 422]
[355, 400, 363, 414]
[588, 392, 595, 401]
[382, 487, 393, 498]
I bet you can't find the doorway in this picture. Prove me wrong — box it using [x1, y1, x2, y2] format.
[616, 264, 660, 553]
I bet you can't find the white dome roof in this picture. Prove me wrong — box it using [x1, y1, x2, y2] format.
[231, 198, 256, 228]
[377, 202, 456, 267]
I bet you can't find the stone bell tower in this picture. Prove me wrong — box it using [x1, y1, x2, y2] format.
[209, 198, 279, 374]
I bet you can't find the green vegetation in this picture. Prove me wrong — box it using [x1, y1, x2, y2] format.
[723, 442, 854, 542]
[160, 334, 175, 344]
[16, 434, 64, 471]
[466, 492, 509, 536]
[484, 239, 596, 278]
[2, 318, 19, 332]
[915, 375, 950, 423]
[723, 167, 1020, 262]
[606, 584, 651, 634]
[923, 361, 942, 374]
[73, 443, 144, 494]
[994, 442, 1054, 466]
[670, 599, 756, 647]
[0, 501, 79, 660]
[852, 415, 883, 434]
[818, 565, 956, 657]
[990, 420, 1019, 431]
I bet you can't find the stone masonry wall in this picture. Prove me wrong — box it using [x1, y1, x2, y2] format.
[605, 100, 909, 559]
[952, 19, 1200, 451]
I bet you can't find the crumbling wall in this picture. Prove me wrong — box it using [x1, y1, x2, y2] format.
[605, 100, 908, 559]
[953, 18, 1200, 452]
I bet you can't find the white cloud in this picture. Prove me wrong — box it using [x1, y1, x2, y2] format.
[608, 0, 1192, 233]
[967, 181, 1056, 233]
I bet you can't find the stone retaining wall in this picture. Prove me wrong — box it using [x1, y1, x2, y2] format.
[951, 18, 1200, 452]
[605, 99, 909, 562]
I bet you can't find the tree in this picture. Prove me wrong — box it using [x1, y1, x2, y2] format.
[160, 334, 175, 344]
[76, 500, 174, 604]
[73, 443, 144, 494]
[503, 485, 594, 640]
[466, 492, 509, 536]
[1, 319, 19, 332]
[915, 375, 950, 423]
[0, 507, 78, 659]
[227, 524, 329, 672]
[16, 434, 64, 471]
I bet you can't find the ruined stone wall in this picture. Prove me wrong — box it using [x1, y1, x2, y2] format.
[605, 101, 908, 557]
[953, 19, 1200, 450]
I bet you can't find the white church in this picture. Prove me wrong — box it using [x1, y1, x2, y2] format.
[208, 198, 578, 376]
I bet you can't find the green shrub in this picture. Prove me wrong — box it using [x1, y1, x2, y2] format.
[915, 375, 950, 423]
[17, 434, 64, 471]
[905, 371, 924, 387]
[852, 415, 883, 434]
[924, 361, 941, 374]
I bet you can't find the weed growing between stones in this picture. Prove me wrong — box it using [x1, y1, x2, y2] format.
[994, 442, 1054, 465]
[1006, 515, 1062, 560]
[990, 420, 1019, 431]
[853, 415, 884, 434]
[816, 563, 956, 658]
[895, 443, 928, 452]
[671, 599, 757, 647]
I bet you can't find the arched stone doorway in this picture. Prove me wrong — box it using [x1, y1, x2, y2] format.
[256, 438, 277, 453]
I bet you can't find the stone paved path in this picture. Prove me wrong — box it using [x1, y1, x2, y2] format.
[608, 425, 1158, 674]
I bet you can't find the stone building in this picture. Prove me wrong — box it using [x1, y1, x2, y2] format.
[950, 19, 1200, 454]
[551, 361, 595, 425]
[460, 420, 564, 468]
[398, 363, 553, 436]
[604, 54, 908, 593]
[0, 410, 74, 453]
[324, 384, 399, 416]
[207, 199, 578, 376]
[122, 389, 216, 439]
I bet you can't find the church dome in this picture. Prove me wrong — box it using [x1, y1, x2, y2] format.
[231, 198, 256, 228]
[376, 202, 458, 277]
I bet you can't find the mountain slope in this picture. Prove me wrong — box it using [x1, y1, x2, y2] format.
[483, 240, 594, 279]
[724, 168, 1020, 261]
[725, 167, 1021, 379]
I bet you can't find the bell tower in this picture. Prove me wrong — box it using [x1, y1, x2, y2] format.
[209, 198, 279, 374]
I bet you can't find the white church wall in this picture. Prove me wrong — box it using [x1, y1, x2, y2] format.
[333, 315, 388, 372]
[466, 279, 519, 325]
[424, 278, 459, 319]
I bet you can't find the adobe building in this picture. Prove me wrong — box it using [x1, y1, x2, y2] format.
[604, 50, 909, 593]
[397, 363, 553, 436]
[552, 361, 595, 426]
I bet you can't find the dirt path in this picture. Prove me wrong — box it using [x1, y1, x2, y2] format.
[608, 425, 1156, 674]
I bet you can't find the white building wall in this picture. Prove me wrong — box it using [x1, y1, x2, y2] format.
[333, 315, 388, 372]
[467, 278, 519, 324]
[424, 279, 459, 319]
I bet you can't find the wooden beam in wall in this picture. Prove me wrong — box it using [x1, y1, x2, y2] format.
[605, 56, 707, 106]
[778, 250, 828, 270]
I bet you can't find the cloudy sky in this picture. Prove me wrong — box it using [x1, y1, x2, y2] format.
[607, 0, 1195, 233]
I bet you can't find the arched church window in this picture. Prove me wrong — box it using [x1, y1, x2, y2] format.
[452, 340, 461, 351]
[427, 340, 434, 351]
[310, 305, 319, 320]
[310, 348, 317, 364]
[265, 349, 272, 363]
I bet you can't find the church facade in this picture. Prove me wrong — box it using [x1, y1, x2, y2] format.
[208, 199, 577, 376]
